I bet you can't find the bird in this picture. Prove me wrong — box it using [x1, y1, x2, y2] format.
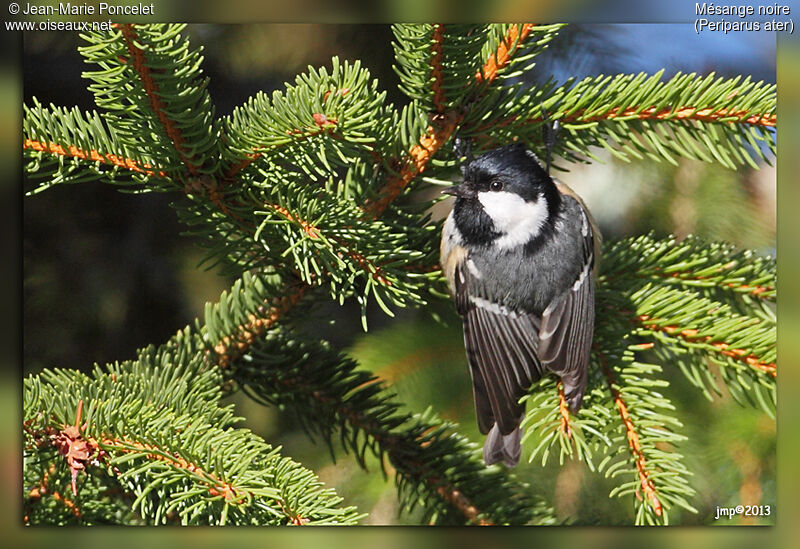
[440, 143, 600, 467]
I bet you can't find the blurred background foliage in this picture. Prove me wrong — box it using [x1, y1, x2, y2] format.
[23, 24, 775, 525]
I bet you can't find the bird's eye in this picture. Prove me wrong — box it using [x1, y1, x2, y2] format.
[490, 180, 504, 192]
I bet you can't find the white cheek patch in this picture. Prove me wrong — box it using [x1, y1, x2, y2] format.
[478, 191, 549, 250]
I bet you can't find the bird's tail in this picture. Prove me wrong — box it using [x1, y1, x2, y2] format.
[483, 423, 522, 467]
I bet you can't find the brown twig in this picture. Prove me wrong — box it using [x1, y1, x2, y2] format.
[99, 436, 247, 504]
[557, 383, 573, 439]
[212, 284, 311, 368]
[364, 110, 462, 219]
[471, 104, 776, 141]
[635, 314, 776, 377]
[601, 265, 775, 301]
[650, 268, 774, 300]
[570, 105, 776, 127]
[24, 138, 167, 178]
[116, 23, 201, 176]
[434, 484, 492, 525]
[475, 24, 535, 84]
[430, 24, 447, 113]
[26, 464, 83, 521]
[597, 349, 663, 517]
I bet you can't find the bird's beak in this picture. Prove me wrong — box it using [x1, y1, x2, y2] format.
[441, 183, 472, 198]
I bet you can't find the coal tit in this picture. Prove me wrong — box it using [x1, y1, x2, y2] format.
[440, 143, 600, 467]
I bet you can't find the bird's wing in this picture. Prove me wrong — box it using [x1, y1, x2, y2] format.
[455, 262, 545, 435]
[537, 204, 596, 412]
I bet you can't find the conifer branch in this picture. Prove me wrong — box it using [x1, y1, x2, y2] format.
[471, 70, 776, 169]
[566, 105, 776, 127]
[489, 105, 775, 132]
[228, 328, 544, 525]
[205, 270, 520, 521]
[24, 332, 362, 525]
[587, 338, 696, 525]
[600, 234, 777, 311]
[368, 23, 548, 217]
[597, 349, 663, 518]
[597, 234, 775, 416]
[557, 383, 573, 439]
[476, 23, 535, 84]
[629, 268, 774, 301]
[212, 283, 311, 369]
[23, 138, 166, 178]
[223, 152, 260, 180]
[524, 232, 770, 524]
[224, 118, 344, 180]
[201, 272, 542, 524]
[522, 377, 612, 471]
[430, 25, 447, 113]
[221, 58, 389, 187]
[265, 203, 323, 239]
[302, 382, 492, 525]
[80, 23, 220, 180]
[115, 24, 200, 176]
[262, 203, 394, 286]
[29, 420, 253, 507]
[185, 175, 250, 225]
[366, 110, 461, 218]
[23, 100, 169, 192]
[633, 313, 776, 377]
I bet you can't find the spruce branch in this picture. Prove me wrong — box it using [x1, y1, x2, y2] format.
[79, 23, 220, 181]
[367, 23, 557, 218]
[522, 232, 773, 524]
[24, 329, 362, 525]
[523, 346, 694, 525]
[601, 234, 776, 304]
[594, 346, 696, 525]
[600, 234, 776, 415]
[391, 24, 491, 112]
[522, 378, 614, 471]
[227, 324, 548, 525]
[202, 271, 546, 525]
[221, 57, 393, 187]
[470, 71, 776, 169]
[23, 100, 167, 192]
